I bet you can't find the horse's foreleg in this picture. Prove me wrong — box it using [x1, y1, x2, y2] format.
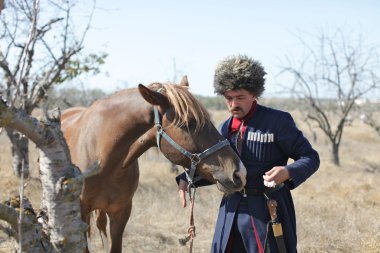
[108, 202, 133, 253]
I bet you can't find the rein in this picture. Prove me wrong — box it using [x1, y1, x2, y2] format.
[178, 186, 196, 251]
[153, 105, 229, 252]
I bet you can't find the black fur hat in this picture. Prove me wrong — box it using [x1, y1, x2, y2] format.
[213, 55, 266, 97]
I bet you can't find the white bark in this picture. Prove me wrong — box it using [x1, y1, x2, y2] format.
[0, 197, 46, 253]
[37, 128, 87, 252]
[0, 102, 88, 252]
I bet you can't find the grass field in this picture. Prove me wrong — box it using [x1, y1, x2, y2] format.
[1, 109, 379, 253]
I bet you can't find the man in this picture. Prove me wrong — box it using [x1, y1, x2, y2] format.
[177, 55, 320, 253]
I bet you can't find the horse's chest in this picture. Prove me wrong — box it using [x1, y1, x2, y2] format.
[81, 166, 139, 209]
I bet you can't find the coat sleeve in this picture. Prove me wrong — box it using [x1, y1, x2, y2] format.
[276, 112, 320, 189]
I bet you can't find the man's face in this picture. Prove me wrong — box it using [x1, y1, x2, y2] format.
[223, 89, 256, 119]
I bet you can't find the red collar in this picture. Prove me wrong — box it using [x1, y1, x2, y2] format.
[230, 100, 257, 136]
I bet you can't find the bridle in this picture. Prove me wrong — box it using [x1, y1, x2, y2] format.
[153, 106, 230, 185]
[153, 103, 230, 252]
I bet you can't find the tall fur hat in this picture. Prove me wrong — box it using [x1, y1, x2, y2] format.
[213, 55, 266, 97]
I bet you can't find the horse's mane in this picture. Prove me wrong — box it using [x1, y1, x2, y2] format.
[148, 82, 211, 132]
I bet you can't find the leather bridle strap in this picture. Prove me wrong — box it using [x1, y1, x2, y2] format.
[153, 106, 230, 185]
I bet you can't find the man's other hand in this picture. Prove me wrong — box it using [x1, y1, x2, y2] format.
[263, 166, 290, 186]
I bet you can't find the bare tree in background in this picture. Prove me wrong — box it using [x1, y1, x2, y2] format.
[43, 86, 107, 109]
[279, 28, 380, 166]
[0, 0, 106, 178]
[169, 57, 185, 83]
[360, 108, 380, 136]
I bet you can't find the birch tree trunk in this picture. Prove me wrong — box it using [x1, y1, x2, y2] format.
[37, 113, 87, 252]
[0, 197, 46, 253]
[0, 100, 88, 252]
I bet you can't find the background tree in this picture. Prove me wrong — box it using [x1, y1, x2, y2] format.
[43, 86, 107, 109]
[0, 0, 106, 178]
[360, 103, 380, 136]
[279, 28, 380, 166]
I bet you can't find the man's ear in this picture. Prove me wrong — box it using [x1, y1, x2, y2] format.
[138, 84, 169, 106]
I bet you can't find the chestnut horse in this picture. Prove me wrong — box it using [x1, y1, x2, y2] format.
[60, 77, 246, 253]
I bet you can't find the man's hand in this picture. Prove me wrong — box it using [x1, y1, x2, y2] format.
[263, 166, 290, 187]
[178, 179, 188, 208]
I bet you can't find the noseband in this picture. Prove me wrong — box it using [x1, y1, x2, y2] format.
[153, 106, 230, 185]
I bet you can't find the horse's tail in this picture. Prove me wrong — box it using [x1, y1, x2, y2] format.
[88, 209, 109, 251]
[95, 209, 109, 250]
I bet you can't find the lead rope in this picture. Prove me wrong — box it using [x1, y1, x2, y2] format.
[179, 185, 197, 253]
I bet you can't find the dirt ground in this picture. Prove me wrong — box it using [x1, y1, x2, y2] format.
[1, 110, 380, 253]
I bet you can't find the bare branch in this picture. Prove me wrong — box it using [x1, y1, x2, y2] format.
[0, 98, 54, 146]
[362, 113, 380, 136]
[0, 55, 18, 87]
[1, 0, 103, 183]
[11, 0, 39, 108]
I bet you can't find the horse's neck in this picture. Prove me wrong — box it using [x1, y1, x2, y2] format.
[105, 90, 153, 133]
[122, 128, 156, 168]
[101, 91, 156, 166]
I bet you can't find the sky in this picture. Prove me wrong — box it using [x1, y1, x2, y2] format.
[78, 0, 380, 97]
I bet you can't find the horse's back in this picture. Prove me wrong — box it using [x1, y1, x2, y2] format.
[61, 107, 86, 143]
[61, 107, 90, 168]
[61, 107, 86, 128]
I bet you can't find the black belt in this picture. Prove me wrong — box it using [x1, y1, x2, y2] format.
[240, 183, 284, 196]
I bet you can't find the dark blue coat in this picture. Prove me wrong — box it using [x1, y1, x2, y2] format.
[178, 105, 320, 253]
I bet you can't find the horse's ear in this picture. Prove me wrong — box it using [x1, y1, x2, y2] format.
[138, 84, 169, 106]
[179, 75, 189, 87]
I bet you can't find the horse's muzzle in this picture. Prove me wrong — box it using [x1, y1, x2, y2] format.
[214, 161, 246, 194]
[234, 161, 247, 188]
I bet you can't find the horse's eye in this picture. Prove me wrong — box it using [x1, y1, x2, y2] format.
[185, 120, 196, 129]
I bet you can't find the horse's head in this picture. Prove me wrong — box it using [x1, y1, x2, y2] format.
[138, 76, 246, 194]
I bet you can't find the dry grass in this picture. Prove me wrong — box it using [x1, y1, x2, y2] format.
[1, 109, 380, 253]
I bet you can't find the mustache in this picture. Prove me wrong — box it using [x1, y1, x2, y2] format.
[230, 107, 242, 112]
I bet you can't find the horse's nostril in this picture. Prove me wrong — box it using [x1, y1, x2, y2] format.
[233, 173, 242, 184]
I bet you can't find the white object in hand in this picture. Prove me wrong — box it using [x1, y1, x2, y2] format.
[264, 180, 276, 188]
